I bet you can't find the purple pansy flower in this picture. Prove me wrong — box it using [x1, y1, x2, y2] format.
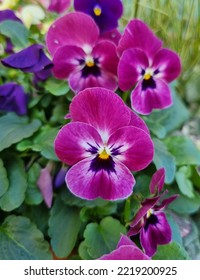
[46, 12, 119, 93]
[99, 235, 150, 260]
[54, 87, 154, 200]
[0, 9, 21, 22]
[117, 19, 181, 115]
[1, 44, 53, 81]
[0, 83, 28, 115]
[127, 168, 178, 257]
[74, 0, 123, 33]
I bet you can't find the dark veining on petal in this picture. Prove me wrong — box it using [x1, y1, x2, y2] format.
[86, 142, 99, 154]
[110, 145, 124, 156]
[142, 76, 156, 91]
[144, 214, 159, 232]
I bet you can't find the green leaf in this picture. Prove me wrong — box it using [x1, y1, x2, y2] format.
[153, 241, 190, 260]
[0, 20, 28, 48]
[32, 126, 58, 161]
[153, 138, 176, 183]
[61, 188, 108, 208]
[0, 113, 41, 152]
[166, 212, 182, 245]
[0, 215, 52, 260]
[0, 156, 27, 211]
[144, 88, 189, 138]
[165, 136, 200, 165]
[45, 77, 69, 96]
[175, 166, 195, 198]
[48, 196, 81, 258]
[0, 158, 9, 198]
[168, 188, 200, 214]
[79, 217, 126, 259]
[25, 162, 43, 205]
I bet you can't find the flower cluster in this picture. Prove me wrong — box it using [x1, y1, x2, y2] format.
[0, 0, 183, 260]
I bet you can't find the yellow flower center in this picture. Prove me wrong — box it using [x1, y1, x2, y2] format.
[85, 56, 95, 67]
[93, 5, 102, 16]
[147, 209, 153, 218]
[99, 149, 110, 160]
[144, 73, 151, 80]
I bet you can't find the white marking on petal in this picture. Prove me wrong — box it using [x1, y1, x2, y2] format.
[83, 44, 92, 54]
[54, 39, 59, 44]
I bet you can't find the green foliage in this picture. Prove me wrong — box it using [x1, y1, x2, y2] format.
[153, 138, 176, 183]
[79, 217, 126, 259]
[175, 166, 195, 198]
[144, 88, 190, 139]
[165, 136, 200, 165]
[0, 215, 52, 260]
[0, 158, 9, 198]
[0, 156, 27, 212]
[0, 113, 41, 152]
[48, 196, 81, 258]
[45, 77, 70, 96]
[153, 241, 190, 260]
[25, 162, 43, 205]
[0, 20, 29, 48]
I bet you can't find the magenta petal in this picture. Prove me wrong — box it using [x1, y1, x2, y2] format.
[128, 109, 150, 134]
[99, 245, 150, 260]
[69, 71, 117, 93]
[153, 48, 181, 82]
[117, 19, 162, 58]
[66, 158, 135, 200]
[140, 212, 172, 257]
[46, 12, 99, 55]
[131, 79, 173, 115]
[108, 126, 154, 171]
[54, 122, 102, 165]
[52, 45, 84, 79]
[99, 29, 121, 45]
[70, 88, 131, 140]
[127, 196, 161, 236]
[118, 48, 149, 91]
[117, 235, 136, 248]
[48, 0, 71, 13]
[157, 194, 179, 210]
[93, 40, 119, 76]
[149, 168, 165, 194]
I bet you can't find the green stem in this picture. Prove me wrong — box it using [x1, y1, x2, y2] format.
[134, 0, 140, 18]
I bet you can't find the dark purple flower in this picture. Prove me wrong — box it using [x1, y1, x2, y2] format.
[117, 19, 181, 115]
[54, 166, 68, 188]
[74, 0, 123, 33]
[99, 235, 150, 260]
[46, 12, 119, 93]
[1, 44, 53, 76]
[0, 9, 22, 23]
[0, 83, 28, 115]
[127, 168, 178, 257]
